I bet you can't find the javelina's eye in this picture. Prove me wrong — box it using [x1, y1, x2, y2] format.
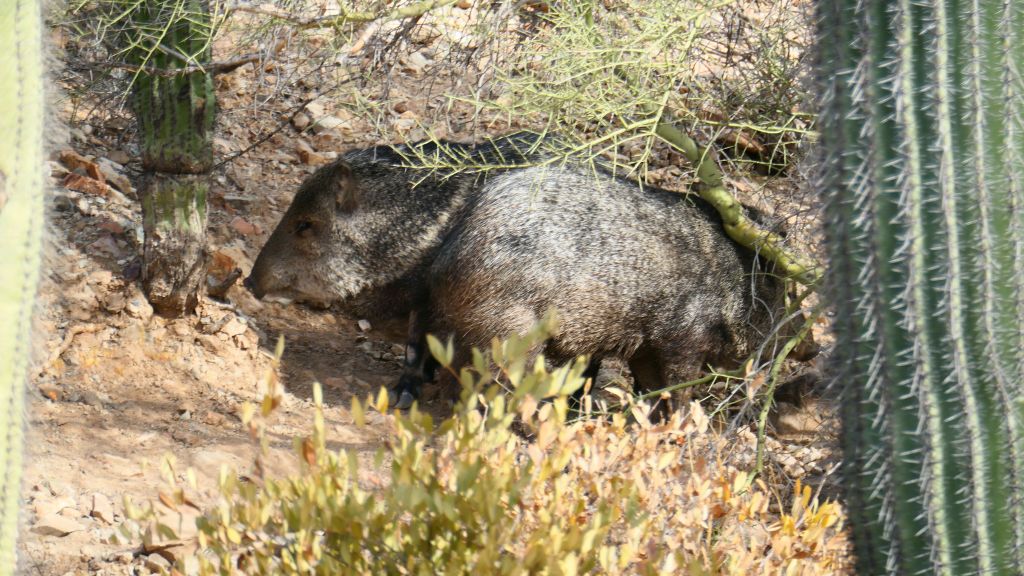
[295, 220, 314, 236]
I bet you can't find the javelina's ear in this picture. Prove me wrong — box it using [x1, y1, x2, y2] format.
[334, 163, 359, 213]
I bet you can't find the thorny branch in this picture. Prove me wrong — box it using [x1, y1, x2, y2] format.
[224, 0, 460, 30]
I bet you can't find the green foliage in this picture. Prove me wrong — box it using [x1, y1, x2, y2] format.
[816, 0, 1024, 574]
[130, 317, 848, 575]
[475, 0, 812, 177]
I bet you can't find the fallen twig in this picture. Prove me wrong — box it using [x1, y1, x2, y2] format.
[36, 323, 104, 377]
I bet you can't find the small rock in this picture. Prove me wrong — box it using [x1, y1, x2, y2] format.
[229, 216, 260, 236]
[80, 390, 106, 407]
[103, 292, 127, 313]
[773, 401, 827, 436]
[38, 384, 62, 401]
[89, 235, 125, 258]
[310, 132, 341, 151]
[108, 149, 132, 165]
[294, 139, 328, 165]
[357, 319, 372, 332]
[33, 515, 85, 537]
[58, 149, 102, 179]
[33, 495, 76, 519]
[125, 295, 153, 321]
[304, 100, 326, 118]
[87, 269, 115, 287]
[292, 112, 311, 131]
[74, 197, 96, 216]
[358, 341, 375, 355]
[311, 115, 348, 134]
[403, 51, 431, 73]
[393, 117, 417, 132]
[233, 329, 258, 350]
[145, 552, 171, 572]
[202, 411, 226, 427]
[98, 219, 125, 235]
[48, 159, 70, 178]
[59, 506, 81, 518]
[213, 137, 235, 154]
[64, 172, 108, 197]
[391, 344, 405, 356]
[169, 321, 192, 337]
[52, 191, 74, 212]
[206, 250, 242, 300]
[96, 158, 134, 196]
[90, 493, 115, 524]
[66, 283, 98, 320]
[220, 316, 247, 338]
[196, 334, 227, 354]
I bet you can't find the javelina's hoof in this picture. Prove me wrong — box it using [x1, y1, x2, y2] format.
[388, 388, 417, 411]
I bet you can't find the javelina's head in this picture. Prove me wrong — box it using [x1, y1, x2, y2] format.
[245, 161, 370, 305]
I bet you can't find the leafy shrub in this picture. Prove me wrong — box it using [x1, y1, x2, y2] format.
[136, 318, 848, 574]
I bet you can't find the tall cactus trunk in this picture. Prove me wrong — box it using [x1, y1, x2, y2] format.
[0, 0, 45, 567]
[816, 0, 1024, 574]
[131, 0, 215, 317]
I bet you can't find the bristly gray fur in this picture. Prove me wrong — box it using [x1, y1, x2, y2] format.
[246, 132, 815, 408]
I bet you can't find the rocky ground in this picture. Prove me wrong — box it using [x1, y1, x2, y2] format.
[19, 7, 839, 573]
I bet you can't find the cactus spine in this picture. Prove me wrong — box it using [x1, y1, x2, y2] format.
[816, 0, 1024, 573]
[0, 0, 44, 567]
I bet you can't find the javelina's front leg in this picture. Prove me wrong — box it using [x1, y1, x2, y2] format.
[389, 308, 439, 410]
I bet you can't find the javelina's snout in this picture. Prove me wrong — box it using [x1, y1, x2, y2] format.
[242, 275, 263, 299]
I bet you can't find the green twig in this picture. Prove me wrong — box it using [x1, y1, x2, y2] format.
[634, 369, 745, 402]
[749, 305, 820, 487]
[650, 112, 824, 287]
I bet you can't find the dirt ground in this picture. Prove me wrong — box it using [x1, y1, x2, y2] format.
[19, 9, 839, 574]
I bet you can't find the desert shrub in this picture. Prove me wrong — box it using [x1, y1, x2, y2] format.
[133, 317, 847, 575]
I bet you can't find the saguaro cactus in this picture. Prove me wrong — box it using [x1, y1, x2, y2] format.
[0, 0, 45, 567]
[816, 0, 1024, 574]
[130, 0, 215, 316]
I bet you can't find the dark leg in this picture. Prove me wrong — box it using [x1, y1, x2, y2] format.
[627, 346, 672, 422]
[570, 357, 602, 411]
[389, 308, 437, 410]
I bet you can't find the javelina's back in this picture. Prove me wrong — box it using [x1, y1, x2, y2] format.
[429, 165, 787, 391]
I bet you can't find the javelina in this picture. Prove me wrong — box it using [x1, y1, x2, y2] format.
[245, 132, 816, 411]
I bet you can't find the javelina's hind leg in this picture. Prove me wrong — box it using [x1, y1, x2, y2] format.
[389, 309, 439, 410]
[569, 357, 602, 412]
[627, 346, 681, 422]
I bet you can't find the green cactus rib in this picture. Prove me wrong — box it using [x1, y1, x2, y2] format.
[131, 0, 215, 175]
[815, 0, 889, 570]
[1010, 2, 1024, 521]
[0, 0, 44, 568]
[818, 0, 1024, 574]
